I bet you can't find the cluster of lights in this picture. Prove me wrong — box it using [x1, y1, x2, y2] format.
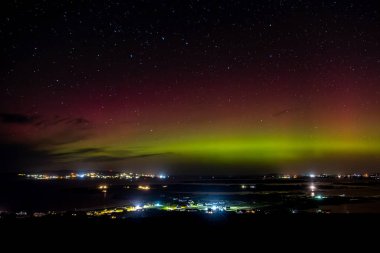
[306, 173, 374, 179]
[85, 200, 257, 217]
[20, 174, 60, 180]
[137, 185, 151, 191]
[308, 183, 327, 200]
[19, 172, 168, 180]
[336, 173, 373, 179]
[99, 184, 154, 192]
[15, 195, 338, 218]
[271, 173, 377, 179]
[241, 184, 255, 189]
[21, 172, 378, 181]
[309, 182, 316, 197]
[98, 184, 108, 193]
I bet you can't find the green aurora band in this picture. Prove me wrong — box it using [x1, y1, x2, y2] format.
[51, 133, 380, 169]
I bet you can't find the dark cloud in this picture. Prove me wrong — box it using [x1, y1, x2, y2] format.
[33, 116, 91, 128]
[130, 153, 173, 159]
[37, 129, 93, 146]
[272, 108, 298, 117]
[0, 113, 91, 129]
[0, 113, 38, 124]
[0, 143, 107, 172]
[33, 116, 69, 127]
[0, 113, 96, 171]
[52, 148, 105, 157]
[67, 152, 172, 163]
[80, 155, 130, 163]
[67, 118, 90, 125]
[0, 113, 93, 146]
[0, 142, 54, 171]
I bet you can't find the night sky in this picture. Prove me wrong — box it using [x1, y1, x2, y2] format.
[1, 0, 380, 174]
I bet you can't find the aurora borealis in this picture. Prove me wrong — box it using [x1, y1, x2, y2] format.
[1, 1, 380, 174]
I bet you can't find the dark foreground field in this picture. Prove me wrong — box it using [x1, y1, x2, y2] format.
[1, 213, 379, 244]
